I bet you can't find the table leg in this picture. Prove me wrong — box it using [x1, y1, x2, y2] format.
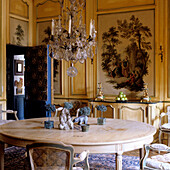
[116, 152, 122, 170]
[84, 152, 90, 170]
[0, 141, 4, 170]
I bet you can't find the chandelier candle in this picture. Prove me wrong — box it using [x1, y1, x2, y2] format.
[69, 15, 71, 34]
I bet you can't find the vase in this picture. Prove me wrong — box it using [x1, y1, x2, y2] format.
[44, 120, 54, 129]
[97, 117, 106, 125]
[81, 124, 90, 132]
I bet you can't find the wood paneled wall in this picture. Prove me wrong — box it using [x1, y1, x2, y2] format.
[1, 0, 170, 109]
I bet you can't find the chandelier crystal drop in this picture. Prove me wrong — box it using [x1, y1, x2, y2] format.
[49, 0, 97, 77]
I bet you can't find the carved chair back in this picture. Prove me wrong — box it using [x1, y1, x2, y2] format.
[0, 105, 18, 125]
[27, 142, 89, 170]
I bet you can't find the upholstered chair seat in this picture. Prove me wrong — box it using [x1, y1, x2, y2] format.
[161, 123, 170, 129]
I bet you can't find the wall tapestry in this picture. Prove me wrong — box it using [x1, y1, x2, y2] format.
[97, 10, 155, 97]
[10, 17, 28, 46]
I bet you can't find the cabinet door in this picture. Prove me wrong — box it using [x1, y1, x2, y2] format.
[118, 105, 146, 122]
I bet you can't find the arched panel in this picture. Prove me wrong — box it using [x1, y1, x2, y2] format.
[119, 105, 146, 122]
[36, 0, 61, 19]
[97, 0, 155, 11]
[10, 0, 28, 18]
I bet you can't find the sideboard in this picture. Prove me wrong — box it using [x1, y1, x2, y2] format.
[88, 100, 164, 141]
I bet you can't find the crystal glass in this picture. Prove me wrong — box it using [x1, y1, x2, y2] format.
[67, 66, 78, 77]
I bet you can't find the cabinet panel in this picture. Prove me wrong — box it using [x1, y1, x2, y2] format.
[0, 0, 5, 99]
[167, 0, 170, 98]
[36, 0, 61, 19]
[97, 0, 155, 11]
[71, 62, 86, 95]
[118, 105, 146, 122]
[10, 0, 28, 18]
[93, 104, 115, 118]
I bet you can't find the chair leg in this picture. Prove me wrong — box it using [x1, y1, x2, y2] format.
[159, 131, 162, 143]
[139, 147, 144, 170]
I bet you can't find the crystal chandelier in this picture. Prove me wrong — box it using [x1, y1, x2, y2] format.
[49, 0, 97, 77]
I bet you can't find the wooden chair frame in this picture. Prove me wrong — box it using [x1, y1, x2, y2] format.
[2, 110, 18, 120]
[159, 112, 170, 144]
[141, 143, 170, 170]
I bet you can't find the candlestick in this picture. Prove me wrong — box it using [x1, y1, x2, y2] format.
[58, 15, 61, 27]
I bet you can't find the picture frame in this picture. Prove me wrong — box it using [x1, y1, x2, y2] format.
[14, 60, 24, 75]
[97, 9, 155, 98]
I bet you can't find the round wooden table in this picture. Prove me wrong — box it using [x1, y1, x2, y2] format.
[0, 117, 156, 170]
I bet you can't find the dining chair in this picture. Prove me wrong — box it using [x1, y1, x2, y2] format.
[70, 101, 83, 117]
[141, 143, 170, 170]
[159, 106, 170, 145]
[27, 142, 89, 170]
